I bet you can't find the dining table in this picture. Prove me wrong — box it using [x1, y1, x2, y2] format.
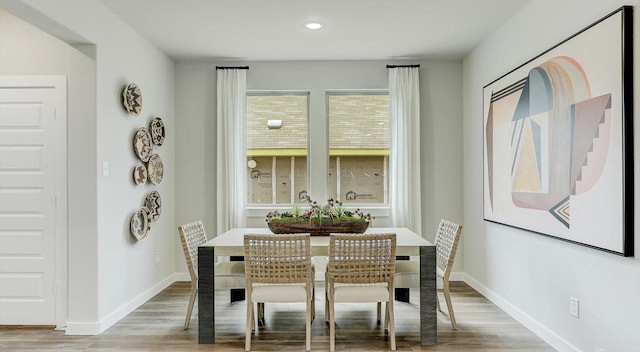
[197, 227, 437, 345]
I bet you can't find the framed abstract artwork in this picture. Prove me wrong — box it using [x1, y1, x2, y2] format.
[483, 6, 633, 256]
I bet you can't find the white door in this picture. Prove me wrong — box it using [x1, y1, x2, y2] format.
[0, 76, 67, 326]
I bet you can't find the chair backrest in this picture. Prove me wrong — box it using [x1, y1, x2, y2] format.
[178, 220, 208, 282]
[328, 233, 396, 285]
[434, 219, 463, 277]
[244, 234, 312, 285]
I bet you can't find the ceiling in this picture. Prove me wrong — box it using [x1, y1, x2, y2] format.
[96, 0, 530, 61]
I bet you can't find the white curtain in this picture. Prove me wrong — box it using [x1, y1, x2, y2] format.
[216, 68, 247, 233]
[388, 66, 422, 232]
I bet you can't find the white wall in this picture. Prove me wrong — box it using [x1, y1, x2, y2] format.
[0, 9, 68, 74]
[175, 60, 464, 273]
[463, 1, 640, 351]
[1, 0, 177, 334]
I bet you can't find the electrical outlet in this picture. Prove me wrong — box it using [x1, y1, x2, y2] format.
[569, 297, 579, 318]
[154, 252, 160, 265]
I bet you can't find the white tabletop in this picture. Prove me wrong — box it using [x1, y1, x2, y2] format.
[203, 227, 433, 256]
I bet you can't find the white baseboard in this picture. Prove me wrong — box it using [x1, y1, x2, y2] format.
[65, 273, 182, 335]
[462, 274, 580, 352]
[64, 321, 101, 335]
[173, 272, 190, 282]
[449, 271, 465, 281]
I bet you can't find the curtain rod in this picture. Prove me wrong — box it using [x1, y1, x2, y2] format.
[215, 66, 250, 70]
[386, 64, 420, 68]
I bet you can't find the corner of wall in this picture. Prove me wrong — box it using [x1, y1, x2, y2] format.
[66, 273, 181, 335]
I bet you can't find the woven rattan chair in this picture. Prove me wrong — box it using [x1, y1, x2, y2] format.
[389, 219, 463, 329]
[243, 234, 314, 351]
[178, 220, 245, 330]
[434, 219, 463, 329]
[326, 233, 397, 352]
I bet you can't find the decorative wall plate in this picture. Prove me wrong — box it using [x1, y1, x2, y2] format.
[150, 117, 165, 146]
[133, 127, 153, 162]
[133, 164, 147, 185]
[146, 153, 164, 185]
[145, 191, 162, 221]
[130, 207, 150, 240]
[122, 83, 143, 116]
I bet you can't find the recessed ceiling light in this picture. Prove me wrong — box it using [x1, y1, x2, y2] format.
[305, 22, 323, 30]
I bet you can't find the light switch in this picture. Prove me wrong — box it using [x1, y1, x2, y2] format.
[102, 161, 109, 177]
[569, 297, 579, 318]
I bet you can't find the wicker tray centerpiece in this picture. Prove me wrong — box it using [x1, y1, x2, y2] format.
[266, 197, 372, 236]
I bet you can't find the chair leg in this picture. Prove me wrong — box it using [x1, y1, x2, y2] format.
[443, 281, 457, 329]
[387, 298, 396, 351]
[251, 304, 256, 333]
[257, 302, 265, 326]
[329, 296, 336, 352]
[385, 302, 390, 332]
[245, 299, 253, 351]
[436, 288, 441, 311]
[306, 295, 312, 351]
[376, 302, 382, 325]
[183, 282, 197, 330]
[311, 285, 316, 322]
[324, 290, 329, 323]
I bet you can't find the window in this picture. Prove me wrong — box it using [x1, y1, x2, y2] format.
[328, 92, 389, 205]
[246, 92, 309, 205]
[245, 90, 389, 208]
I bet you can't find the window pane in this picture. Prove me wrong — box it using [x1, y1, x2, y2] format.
[332, 156, 387, 203]
[328, 93, 389, 204]
[247, 157, 273, 204]
[293, 156, 308, 203]
[247, 93, 308, 205]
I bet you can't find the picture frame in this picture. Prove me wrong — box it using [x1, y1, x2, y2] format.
[482, 6, 634, 256]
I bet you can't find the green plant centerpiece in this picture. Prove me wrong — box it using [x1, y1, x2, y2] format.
[266, 196, 372, 236]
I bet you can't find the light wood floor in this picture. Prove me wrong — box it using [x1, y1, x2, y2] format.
[0, 281, 555, 351]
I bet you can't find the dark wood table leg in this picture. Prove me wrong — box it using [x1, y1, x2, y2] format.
[198, 246, 215, 344]
[420, 246, 437, 345]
